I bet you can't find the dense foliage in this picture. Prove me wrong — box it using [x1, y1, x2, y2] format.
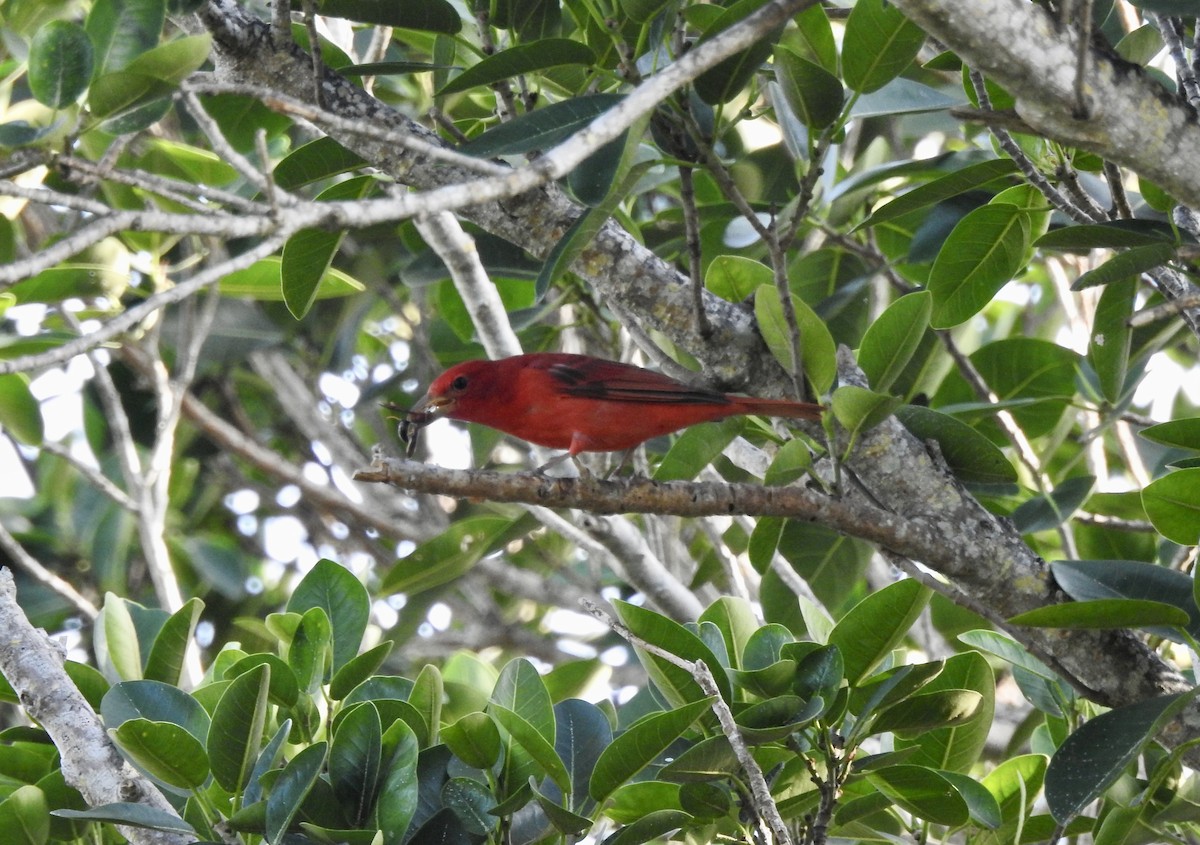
[2, 0, 1200, 843]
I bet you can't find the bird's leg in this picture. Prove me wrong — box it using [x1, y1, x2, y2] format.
[604, 448, 635, 479]
[532, 451, 592, 478]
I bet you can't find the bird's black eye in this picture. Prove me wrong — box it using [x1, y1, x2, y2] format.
[451, 375, 469, 391]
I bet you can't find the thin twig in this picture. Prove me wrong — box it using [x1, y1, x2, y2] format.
[0, 523, 98, 619]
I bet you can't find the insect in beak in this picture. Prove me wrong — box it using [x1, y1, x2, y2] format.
[382, 400, 437, 458]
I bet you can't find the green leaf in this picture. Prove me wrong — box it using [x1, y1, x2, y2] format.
[86, 0, 166, 76]
[1050, 559, 1200, 639]
[142, 598, 202, 686]
[1045, 690, 1199, 823]
[274, 137, 367, 189]
[444, 778, 498, 835]
[857, 291, 932, 393]
[941, 770, 1002, 829]
[330, 702, 382, 825]
[829, 578, 931, 684]
[288, 558, 369, 673]
[899, 405, 1022, 486]
[9, 264, 130, 304]
[929, 204, 1030, 327]
[311, 0, 462, 32]
[29, 21, 94, 108]
[438, 39, 594, 95]
[842, 0, 925, 93]
[589, 698, 713, 803]
[774, 46, 844, 129]
[1142, 468, 1200, 545]
[0, 784, 48, 845]
[754, 284, 836, 394]
[652, 418, 743, 481]
[1009, 598, 1190, 630]
[461, 94, 624, 157]
[382, 514, 535, 594]
[706, 255, 772, 302]
[1089, 277, 1135, 404]
[282, 177, 375, 318]
[957, 630, 1057, 680]
[894, 651, 994, 774]
[694, 0, 781, 105]
[219, 257, 365, 301]
[100, 680, 210, 744]
[207, 663, 270, 793]
[831, 386, 901, 438]
[376, 719, 420, 845]
[1071, 243, 1177, 290]
[866, 764, 970, 825]
[1142, 418, 1200, 451]
[0, 374, 43, 445]
[490, 705, 571, 792]
[1011, 476, 1095, 534]
[110, 719, 209, 789]
[602, 809, 695, 845]
[225, 654, 299, 708]
[123, 33, 211, 84]
[613, 600, 731, 706]
[53, 802, 195, 835]
[330, 641, 394, 701]
[859, 159, 1017, 229]
[872, 690, 983, 735]
[266, 742, 326, 844]
[786, 5, 837, 72]
[95, 594, 142, 683]
[443, 712, 501, 769]
[1035, 219, 1180, 249]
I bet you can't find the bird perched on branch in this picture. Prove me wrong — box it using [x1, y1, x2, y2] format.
[401, 353, 823, 473]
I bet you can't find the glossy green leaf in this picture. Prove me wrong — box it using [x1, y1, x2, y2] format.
[244, 718, 292, 806]
[9, 264, 129, 304]
[694, 0, 781, 105]
[1142, 468, 1200, 545]
[555, 698, 612, 810]
[1035, 219, 1179, 249]
[288, 606, 332, 694]
[490, 705, 571, 792]
[787, 5, 837, 72]
[219, 257, 365, 301]
[1071, 243, 1177, 290]
[443, 712, 501, 769]
[612, 600, 731, 706]
[86, 0, 166, 76]
[831, 386, 901, 437]
[774, 46, 843, 129]
[1089, 277, 1135, 404]
[330, 702, 382, 825]
[444, 778, 497, 835]
[589, 698, 713, 802]
[618, 0, 673, 23]
[941, 770, 1002, 830]
[382, 514, 532, 594]
[602, 809, 694, 845]
[376, 719, 420, 844]
[282, 175, 375, 319]
[1012, 476, 1095, 534]
[652, 418, 743, 481]
[1009, 598, 1190, 629]
[859, 159, 1017, 229]
[957, 629, 1057, 680]
[0, 784, 48, 845]
[110, 719, 209, 789]
[842, 0, 925, 93]
[872, 690, 983, 735]
[266, 742, 326, 844]
[699, 597, 760, 673]
[0, 374, 43, 445]
[763, 439, 813, 487]
[1051, 559, 1200, 639]
[1141, 418, 1200, 450]
[894, 406, 1015, 487]
[53, 802, 195, 835]
[754, 283, 836, 394]
[857, 291, 932, 393]
[274, 137, 366, 189]
[829, 578, 930, 684]
[866, 764, 969, 825]
[893, 652, 994, 773]
[461, 94, 624, 157]
[95, 594, 142, 683]
[288, 558, 369, 673]
[1046, 690, 1198, 823]
[330, 641, 394, 701]
[100, 680, 210, 744]
[312, 0, 461, 32]
[491, 656, 554, 794]
[605, 781, 683, 824]
[122, 33, 210, 84]
[706, 256, 772, 303]
[207, 663, 270, 792]
[142, 597, 201, 686]
[438, 40, 594, 95]
[29, 21, 94, 108]
[929, 204, 1030, 327]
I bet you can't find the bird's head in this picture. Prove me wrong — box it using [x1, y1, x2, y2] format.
[410, 359, 501, 424]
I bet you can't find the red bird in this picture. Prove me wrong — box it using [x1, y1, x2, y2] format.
[403, 353, 822, 469]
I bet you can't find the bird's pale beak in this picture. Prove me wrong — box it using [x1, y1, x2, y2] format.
[398, 392, 451, 457]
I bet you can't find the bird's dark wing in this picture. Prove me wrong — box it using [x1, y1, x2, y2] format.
[544, 357, 730, 406]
